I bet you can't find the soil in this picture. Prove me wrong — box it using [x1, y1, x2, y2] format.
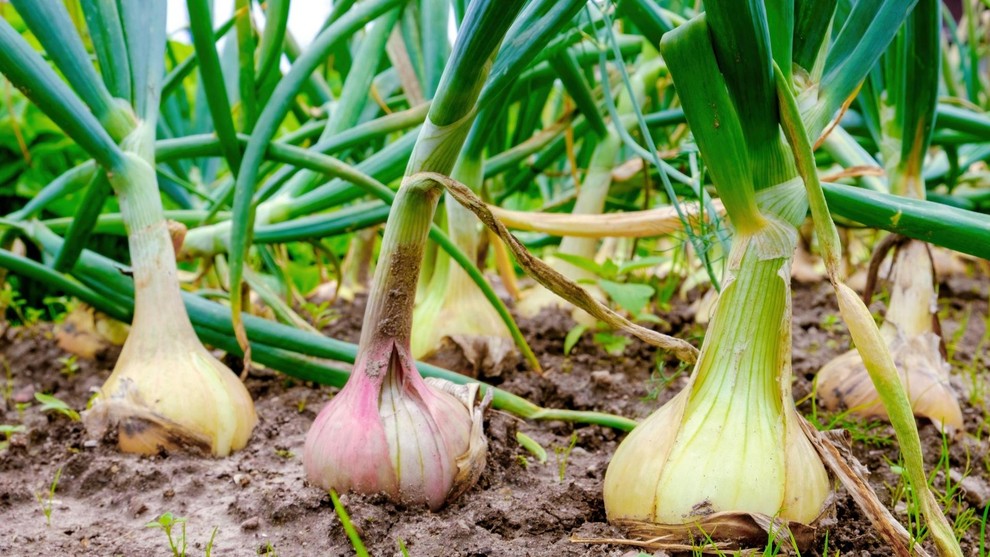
[0, 275, 987, 557]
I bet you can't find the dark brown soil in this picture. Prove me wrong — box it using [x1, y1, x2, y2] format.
[0, 274, 987, 556]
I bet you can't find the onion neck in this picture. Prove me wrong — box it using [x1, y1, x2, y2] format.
[112, 154, 199, 343]
[883, 239, 935, 338]
[687, 232, 789, 419]
[359, 184, 441, 353]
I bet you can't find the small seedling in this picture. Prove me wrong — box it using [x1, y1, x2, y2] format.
[759, 516, 799, 557]
[979, 501, 988, 557]
[563, 324, 587, 356]
[554, 433, 578, 482]
[35, 393, 81, 421]
[396, 538, 411, 557]
[204, 526, 218, 557]
[0, 424, 25, 451]
[804, 384, 894, 447]
[300, 300, 339, 330]
[643, 358, 690, 402]
[885, 460, 929, 550]
[820, 530, 839, 557]
[818, 313, 842, 333]
[146, 512, 188, 557]
[593, 332, 631, 356]
[257, 541, 278, 556]
[599, 278, 656, 318]
[85, 390, 100, 410]
[35, 466, 62, 526]
[274, 448, 295, 459]
[692, 523, 724, 556]
[23, 307, 45, 330]
[0, 283, 33, 329]
[42, 295, 71, 323]
[330, 489, 369, 557]
[58, 355, 80, 378]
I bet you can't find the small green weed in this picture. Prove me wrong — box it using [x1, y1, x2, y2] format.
[330, 489, 369, 557]
[204, 527, 218, 557]
[643, 357, 690, 402]
[0, 424, 25, 451]
[563, 324, 587, 356]
[58, 355, 80, 378]
[979, 500, 988, 557]
[803, 383, 894, 447]
[257, 541, 278, 556]
[820, 529, 839, 557]
[299, 299, 339, 330]
[146, 512, 187, 557]
[35, 466, 62, 526]
[146, 513, 220, 556]
[554, 432, 578, 482]
[35, 393, 81, 421]
[593, 331, 631, 356]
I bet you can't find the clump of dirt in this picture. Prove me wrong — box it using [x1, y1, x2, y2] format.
[0, 276, 986, 556]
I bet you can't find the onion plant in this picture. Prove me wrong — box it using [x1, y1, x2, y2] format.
[0, 1, 256, 456]
[817, 0, 964, 432]
[601, 2, 962, 554]
[302, 0, 529, 510]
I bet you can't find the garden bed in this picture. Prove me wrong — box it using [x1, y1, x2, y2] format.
[0, 278, 987, 556]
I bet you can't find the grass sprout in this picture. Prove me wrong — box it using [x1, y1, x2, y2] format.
[554, 433, 578, 482]
[330, 489, 368, 557]
[257, 542, 278, 556]
[0, 424, 25, 451]
[35, 466, 62, 526]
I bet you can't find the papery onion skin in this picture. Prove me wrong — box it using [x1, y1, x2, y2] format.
[87, 349, 257, 456]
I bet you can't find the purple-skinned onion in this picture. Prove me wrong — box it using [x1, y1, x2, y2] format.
[303, 339, 488, 510]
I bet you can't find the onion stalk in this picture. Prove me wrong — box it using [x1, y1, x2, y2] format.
[337, 226, 379, 302]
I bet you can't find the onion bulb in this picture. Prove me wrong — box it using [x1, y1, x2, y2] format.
[303, 340, 488, 510]
[816, 240, 963, 432]
[84, 151, 257, 456]
[604, 232, 829, 546]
